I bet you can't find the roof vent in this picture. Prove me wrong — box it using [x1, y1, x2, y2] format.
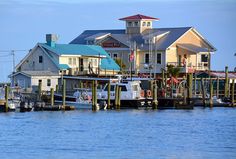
[46, 34, 58, 47]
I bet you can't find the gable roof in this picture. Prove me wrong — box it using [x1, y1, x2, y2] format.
[9, 71, 60, 78]
[119, 14, 159, 21]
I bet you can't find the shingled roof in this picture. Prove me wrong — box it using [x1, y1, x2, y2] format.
[70, 27, 192, 51]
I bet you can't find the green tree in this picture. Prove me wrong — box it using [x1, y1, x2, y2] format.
[115, 58, 126, 71]
[167, 64, 181, 77]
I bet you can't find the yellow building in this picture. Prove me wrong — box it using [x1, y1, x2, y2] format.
[71, 14, 216, 75]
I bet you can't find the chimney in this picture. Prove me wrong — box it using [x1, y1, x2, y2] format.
[46, 34, 58, 47]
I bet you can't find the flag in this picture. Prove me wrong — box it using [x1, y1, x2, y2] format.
[129, 50, 134, 62]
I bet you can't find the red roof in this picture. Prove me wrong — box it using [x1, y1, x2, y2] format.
[119, 14, 159, 21]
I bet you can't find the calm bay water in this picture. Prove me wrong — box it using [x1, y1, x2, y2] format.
[0, 108, 236, 159]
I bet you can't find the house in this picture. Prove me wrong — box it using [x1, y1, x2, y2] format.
[70, 14, 216, 76]
[10, 34, 120, 91]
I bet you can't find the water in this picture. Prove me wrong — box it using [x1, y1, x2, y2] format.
[0, 108, 236, 159]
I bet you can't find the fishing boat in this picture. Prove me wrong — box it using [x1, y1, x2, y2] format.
[97, 80, 147, 108]
[54, 88, 93, 109]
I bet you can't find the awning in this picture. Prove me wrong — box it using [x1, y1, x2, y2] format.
[177, 44, 211, 53]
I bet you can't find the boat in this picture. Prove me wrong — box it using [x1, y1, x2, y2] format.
[97, 80, 147, 109]
[54, 88, 93, 109]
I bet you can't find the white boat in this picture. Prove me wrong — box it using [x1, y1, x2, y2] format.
[54, 88, 93, 109]
[97, 80, 146, 108]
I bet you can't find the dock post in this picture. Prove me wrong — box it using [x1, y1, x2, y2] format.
[231, 79, 235, 107]
[201, 78, 206, 107]
[187, 73, 193, 105]
[94, 80, 97, 110]
[38, 82, 42, 101]
[209, 78, 213, 108]
[62, 79, 66, 107]
[56, 84, 59, 94]
[216, 77, 219, 98]
[92, 80, 95, 110]
[224, 66, 229, 98]
[118, 86, 121, 109]
[161, 69, 165, 89]
[165, 72, 167, 97]
[92, 80, 97, 111]
[114, 85, 118, 109]
[194, 73, 197, 96]
[50, 88, 54, 106]
[152, 82, 158, 109]
[4, 85, 9, 112]
[107, 82, 111, 109]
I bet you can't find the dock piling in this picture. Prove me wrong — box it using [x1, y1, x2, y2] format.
[201, 78, 206, 107]
[38, 82, 42, 101]
[50, 88, 54, 106]
[187, 73, 193, 105]
[224, 66, 229, 98]
[118, 86, 121, 109]
[216, 77, 219, 98]
[62, 79, 66, 107]
[152, 81, 158, 109]
[5, 85, 9, 112]
[231, 79, 235, 107]
[92, 80, 97, 111]
[107, 82, 111, 109]
[209, 78, 213, 107]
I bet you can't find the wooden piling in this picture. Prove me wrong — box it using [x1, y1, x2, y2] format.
[224, 66, 229, 98]
[152, 82, 158, 109]
[201, 78, 206, 107]
[194, 73, 197, 96]
[50, 88, 54, 106]
[231, 79, 235, 107]
[92, 80, 97, 111]
[56, 84, 59, 93]
[94, 80, 97, 110]
[209, 78, 213, 107]
[107, 82, 111, 109]
[117, 86, 121, 109]
[62, 79, 66, 107]
[164, 72, 167, 97]
[187, 73, 193, 105]
[5, 85, 9, 112]
[38, 82, 42, 101]
[115, 85, 119, 109]
[161, 69, 165, 89]
[216, 77, 219, 98]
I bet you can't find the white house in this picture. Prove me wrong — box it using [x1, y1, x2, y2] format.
[10, 34, 120, 92]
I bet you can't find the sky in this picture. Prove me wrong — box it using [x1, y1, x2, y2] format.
[0, 0, 236, 82]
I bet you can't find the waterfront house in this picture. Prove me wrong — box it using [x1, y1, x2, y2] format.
[70, 14, 216, 76]
[10, 34, 120, 91]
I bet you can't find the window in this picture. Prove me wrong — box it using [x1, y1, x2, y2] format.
[145, 53, 149, 63]
[47, 79, 51, 87]
[147, 22, 151, 27]
[201, 54, 208, 62]
[157, 53, 161, 64]
[134, 21, 139, 27]
[104, 85, 115, 91]
[113, 53, 118, 59]
[93, 59, 98, 66]
[68, 58, 72, 65]
[120, 85, 127, 91]
[73, 58, 76, 65]
[39, 56, 43, 63]
[128, 22, 132, 27]
[142, 22, 146, 26]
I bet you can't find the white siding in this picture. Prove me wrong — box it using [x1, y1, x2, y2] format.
[31, 76, 59, 91]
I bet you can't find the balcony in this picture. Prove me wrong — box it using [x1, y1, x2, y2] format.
[167, 62, 209, 73]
